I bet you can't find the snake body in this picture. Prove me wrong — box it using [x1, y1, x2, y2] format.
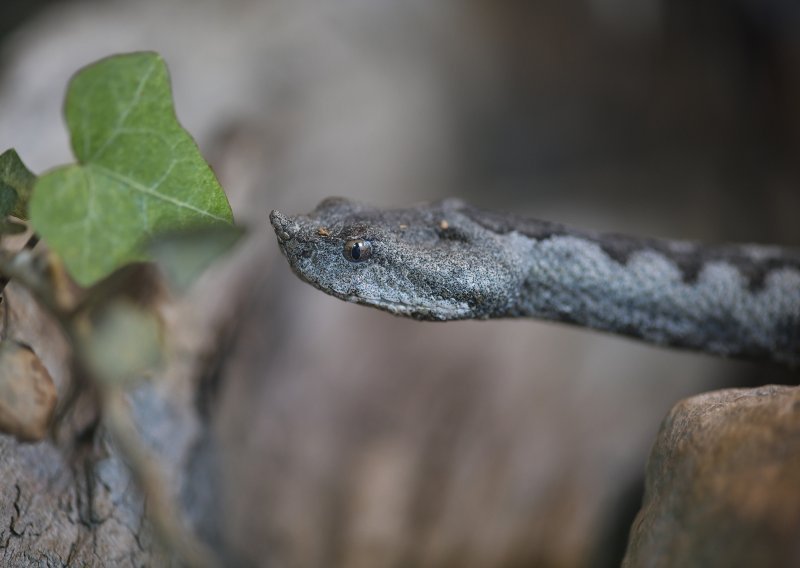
[271, 198, 800, 364]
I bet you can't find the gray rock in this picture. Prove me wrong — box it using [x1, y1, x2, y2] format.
[624, 385, 800, 568]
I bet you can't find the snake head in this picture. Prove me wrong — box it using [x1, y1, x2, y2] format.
[270, 197, 525, 320]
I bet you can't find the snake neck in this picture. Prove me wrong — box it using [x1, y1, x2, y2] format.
[497, 228, 800, 364]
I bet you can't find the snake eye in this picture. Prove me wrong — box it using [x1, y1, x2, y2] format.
[343, 239, 372, 263]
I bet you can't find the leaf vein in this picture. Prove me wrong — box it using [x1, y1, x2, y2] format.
[86, 60, 158, 162]
[92, 165, 228, 223]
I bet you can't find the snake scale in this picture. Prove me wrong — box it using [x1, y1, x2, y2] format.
[271, 197, 800, 365]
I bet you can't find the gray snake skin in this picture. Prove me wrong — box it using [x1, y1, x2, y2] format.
[271, 197, 800, 365]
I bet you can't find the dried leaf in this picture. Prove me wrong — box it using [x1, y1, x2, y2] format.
[0, 340, 57, 442]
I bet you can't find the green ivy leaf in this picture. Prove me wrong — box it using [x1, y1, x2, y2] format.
[30, 52, 234, 287]
[0, 187, 16, 219]
[0, 148, 36, 219]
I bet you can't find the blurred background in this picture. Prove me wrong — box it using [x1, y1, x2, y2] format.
[1, 1, 798, 566]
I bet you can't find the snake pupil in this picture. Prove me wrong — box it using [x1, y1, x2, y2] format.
[344, 239, 372, 263]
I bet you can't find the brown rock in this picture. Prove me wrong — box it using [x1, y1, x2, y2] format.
[623, 385, 800, 568]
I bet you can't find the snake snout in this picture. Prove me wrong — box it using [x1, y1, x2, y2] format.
[270, 210, 296, 243]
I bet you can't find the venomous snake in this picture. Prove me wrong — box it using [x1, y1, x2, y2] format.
[271, 198, 800, 365]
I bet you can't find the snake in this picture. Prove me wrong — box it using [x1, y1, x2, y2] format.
[270, 197, 800, 365]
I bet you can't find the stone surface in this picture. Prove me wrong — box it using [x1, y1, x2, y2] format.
[624, 385, 800, 568]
